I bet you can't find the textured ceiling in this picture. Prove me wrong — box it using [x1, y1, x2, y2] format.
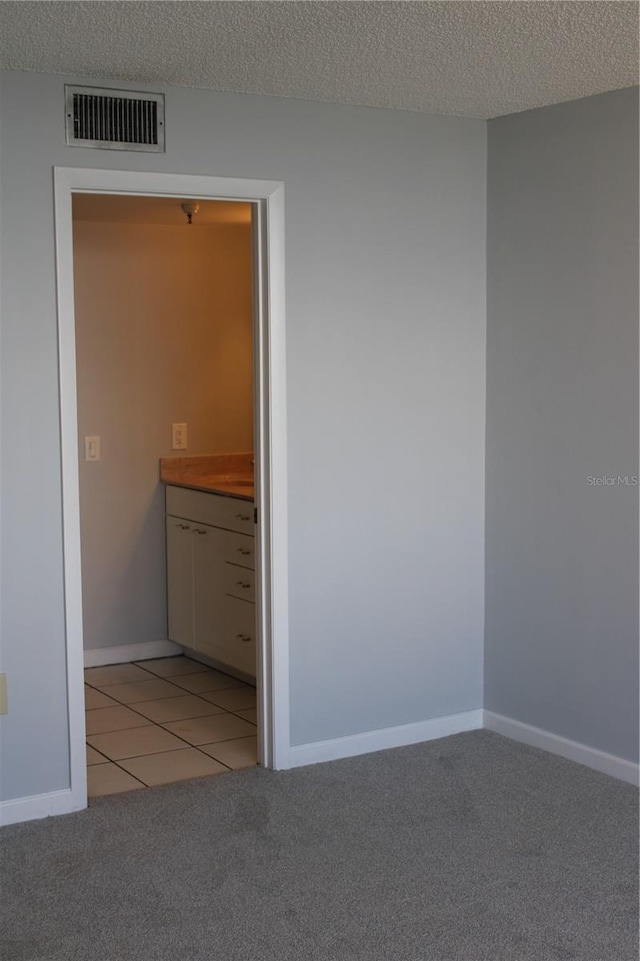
[0, 1, 637, 120]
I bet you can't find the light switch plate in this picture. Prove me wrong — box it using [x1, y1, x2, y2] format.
[172, 423, 188, 450]
[85, 436, 101, 462]
[0, 674, 7, 715]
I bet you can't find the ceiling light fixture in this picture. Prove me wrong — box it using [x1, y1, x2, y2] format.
[180, 202, 199, 225]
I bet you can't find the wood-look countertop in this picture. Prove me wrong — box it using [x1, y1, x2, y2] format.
[160, 454, 254, 502]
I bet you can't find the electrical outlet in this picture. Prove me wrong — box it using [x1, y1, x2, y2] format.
[0, 674, 7, 715]
[85, 436, 101, 462]
[172, 423, 188, 450]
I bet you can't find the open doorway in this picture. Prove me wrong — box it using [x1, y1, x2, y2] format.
[54, 167, 290, 816]
[74, 193, 261, 795]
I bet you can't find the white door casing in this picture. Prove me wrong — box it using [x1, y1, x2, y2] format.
[53, 167, 290, 816]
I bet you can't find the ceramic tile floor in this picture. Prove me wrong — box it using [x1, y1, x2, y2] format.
[85, 656, 257, 797]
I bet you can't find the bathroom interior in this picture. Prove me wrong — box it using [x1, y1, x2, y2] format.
[73, 193, 259, 797]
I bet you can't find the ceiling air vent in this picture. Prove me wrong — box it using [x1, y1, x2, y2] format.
[65, 85, 165, 152]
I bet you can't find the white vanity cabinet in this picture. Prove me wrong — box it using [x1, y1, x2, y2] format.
[165, 485, 256, 678]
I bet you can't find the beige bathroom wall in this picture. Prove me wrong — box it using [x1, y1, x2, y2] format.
[73, 216, 253, 651]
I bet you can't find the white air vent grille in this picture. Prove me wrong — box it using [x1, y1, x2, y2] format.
[65, 85, 165, 152]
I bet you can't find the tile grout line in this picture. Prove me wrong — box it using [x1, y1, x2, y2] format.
[85, 658, 256, 794]
[108, 752, 233, 789]
[86, 666, 254, 704]
[87, 717, 256, 776]
[86, 744, 112, 765]
[88, 736, 234, 792]
[106, 767, 148, 791]
[94, 719, 256, 755]
[87, 761, 147, 796]
[86, 706, 251, 765]
[86, 693, 256, 732]
[85, 664, 257, 727]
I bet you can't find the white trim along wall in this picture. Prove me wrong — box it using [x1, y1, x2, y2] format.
[484, 712, 639, 787]
[83, 641, 183, 669]
[3, 705, 637, 825]
[288, 710, 484, 767]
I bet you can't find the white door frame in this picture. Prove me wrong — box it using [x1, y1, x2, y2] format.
[53, 167, 290, 814]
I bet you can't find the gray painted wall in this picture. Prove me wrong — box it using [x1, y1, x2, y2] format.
[0, 71, 486, 801]
[485, 87, 639, 762]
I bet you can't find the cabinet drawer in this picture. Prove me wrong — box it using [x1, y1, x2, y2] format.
[216, 597, 256, 677]
[165, 485, 254, 536]
[220, 530, 255, 570]
[222, 565, 255, 602]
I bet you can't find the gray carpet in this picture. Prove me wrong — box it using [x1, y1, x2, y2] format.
[1, 731, 638, 961]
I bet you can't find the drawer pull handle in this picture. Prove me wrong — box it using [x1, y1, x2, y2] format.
[236, 633, 251, 643]
[235, 514, 251, 522]
[237, 548, 251, 556]
[176, 523, 190, 530]
[195, 529, 207, 535]
[236, 581, 251, 589]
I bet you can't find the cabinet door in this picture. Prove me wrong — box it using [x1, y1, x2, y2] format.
[166, 516, 194, 647]
[215, 597, 257, 678]
[192, 522, 226, 658]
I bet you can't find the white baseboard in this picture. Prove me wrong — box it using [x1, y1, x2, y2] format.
[483, 711, 639, 787]
[4, 709, 634, 829]
[83, 640, 183, 668]
[0, 788, 85, 828]
[288, 709, 483, 768]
